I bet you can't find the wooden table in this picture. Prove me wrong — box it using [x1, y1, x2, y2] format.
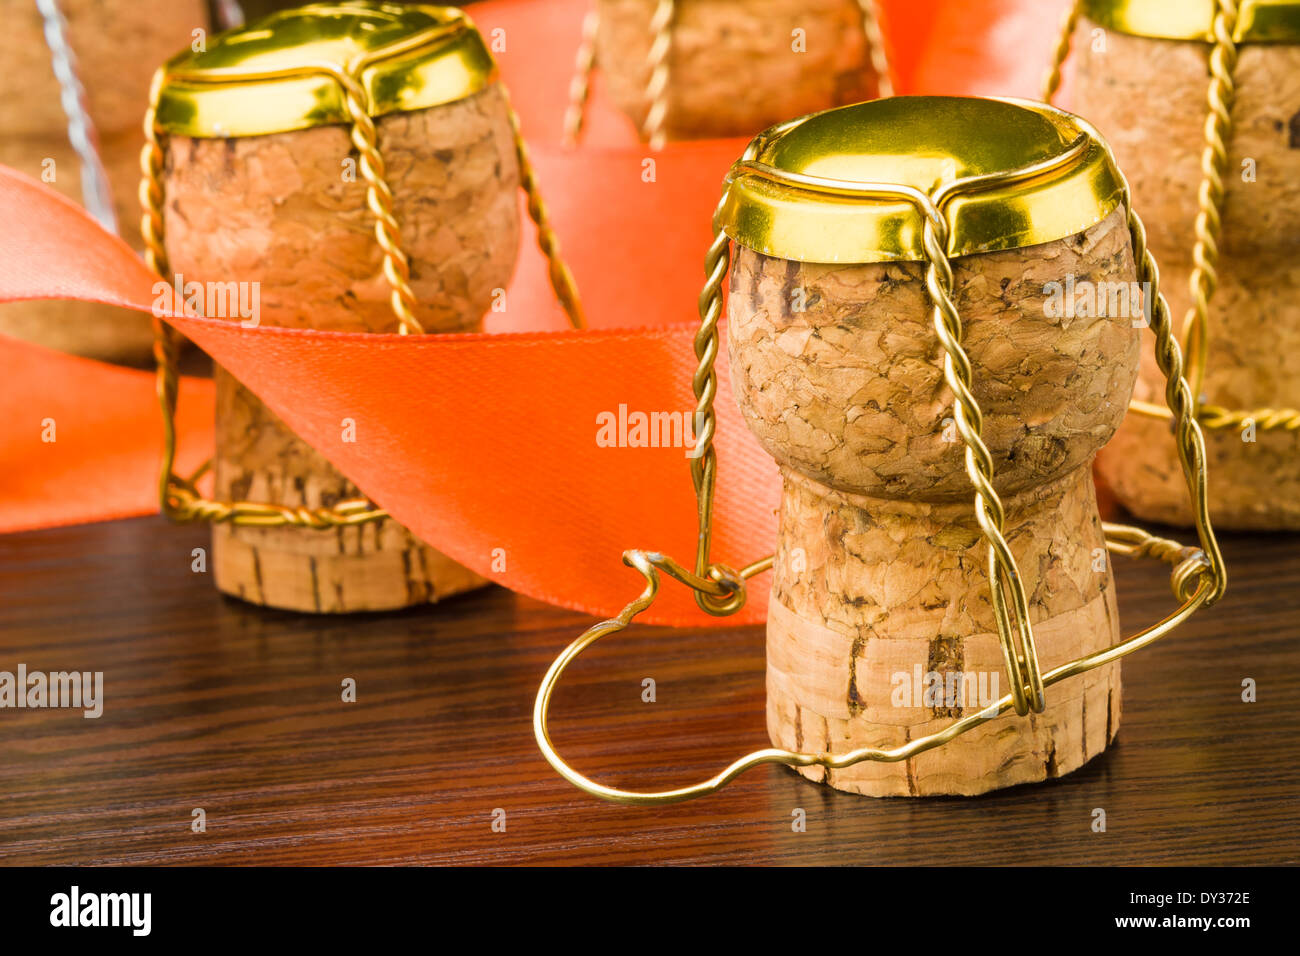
[0, 515, 1296, 865]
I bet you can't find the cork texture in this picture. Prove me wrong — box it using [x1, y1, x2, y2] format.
[767, 470, 1120, 796]
[211, 367, 486, 613]
[728, 208, 1139, 795]
[162, 86, 520, 612]
[1074, 21, 1300, 528]
[0, 298, 157, 367]
[729, 207, 1140, 502]
[0, 0, 206, 362]
[163, 86, 520, 334]
[595, 0, 878, 141]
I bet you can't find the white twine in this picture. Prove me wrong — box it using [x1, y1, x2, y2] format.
[34, 0, 118, 234]
[213, 0, 245, 30]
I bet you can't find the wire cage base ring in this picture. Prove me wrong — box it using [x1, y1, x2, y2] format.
[534, 526, 1215, 805]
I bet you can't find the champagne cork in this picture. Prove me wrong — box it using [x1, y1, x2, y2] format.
[1069, 2, 1300, 529]
[594, 0, 881, 141]
[0, 0, 206, 363]
[152, 3, 515, 612]
[722, 97, 1141, 796]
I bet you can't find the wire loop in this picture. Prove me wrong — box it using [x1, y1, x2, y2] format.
[535, 137, 1226, 804]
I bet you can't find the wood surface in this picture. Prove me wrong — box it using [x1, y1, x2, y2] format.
[0, 513, 1294, 865]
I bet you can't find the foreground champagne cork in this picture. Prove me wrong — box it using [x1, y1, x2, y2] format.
[153, 3, 515, 612]
[0, 0, 206, 363]
[594, 0, 882, 141]
[723, 97, 1141, 796]
[1070, 1, 1300, 529]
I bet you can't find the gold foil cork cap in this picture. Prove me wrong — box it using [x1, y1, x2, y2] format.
[1083, 0, 1300, 43]
[154, 2, 497, 139]
[718, 96, 1126, 265]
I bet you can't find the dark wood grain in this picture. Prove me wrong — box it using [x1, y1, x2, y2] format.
[0, 513, 1296, 865]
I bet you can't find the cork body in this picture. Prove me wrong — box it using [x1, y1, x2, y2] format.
[595, 0, 879, 141]
[162, 85, 520, 612]
[1073, 21, 1300, 529]
[0, 0, 206, 363]
[728, 207, 1139, 796]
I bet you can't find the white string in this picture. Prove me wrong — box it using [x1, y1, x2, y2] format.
[213, 0, 245, 30]
[35, 0, 118, 234]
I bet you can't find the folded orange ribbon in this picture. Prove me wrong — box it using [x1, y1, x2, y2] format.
[0, 0, 1070, 625]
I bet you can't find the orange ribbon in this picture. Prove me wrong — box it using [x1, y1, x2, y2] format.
[0, 0, 1071, 625]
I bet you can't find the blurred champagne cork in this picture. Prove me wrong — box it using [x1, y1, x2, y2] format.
[724, 98, 1141, 796]
[149, 3, 523, 612]
[579, 0, 889, 144]
[0, 0, 206, 363]
[1065, 0, 1300, 530]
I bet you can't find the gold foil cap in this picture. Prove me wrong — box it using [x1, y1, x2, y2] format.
[1083, 0, 1300, 43]
[154, 2, 497, 139]
[718, 96, 1126, 265]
